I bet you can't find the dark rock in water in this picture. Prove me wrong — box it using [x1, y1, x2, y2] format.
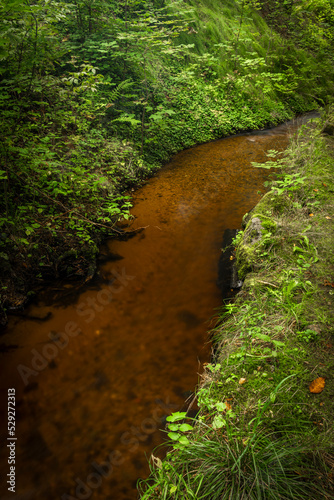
[8, 311, 52, 324]
[91, 370, 109, 390]
[0, 343, 18, 353]
[23, 430, 52, 461]
[176, 310, 201, 328]
[24, 382, 39, 393]
[97, 252, 124, 264]
[132, 456, 145, 471]
[217, 229, 243, 299]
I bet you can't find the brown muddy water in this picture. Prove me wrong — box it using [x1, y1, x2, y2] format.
[0, 115, 315, 500]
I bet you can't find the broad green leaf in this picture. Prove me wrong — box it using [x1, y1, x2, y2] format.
[167, 423, 179, 431]
[215, 402, 227, 411]
[256, 333, 271, 342]
[178, 423, 193, 432]
[212, 415, 226, 429]
[273, 340, 285, 347]
[167, 432, 180, 441]
[166, 412, 187, 422]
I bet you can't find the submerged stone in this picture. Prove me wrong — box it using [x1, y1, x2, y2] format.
[218, 229, 243, 298]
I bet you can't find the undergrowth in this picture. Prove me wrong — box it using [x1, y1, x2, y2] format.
[138, 108, 334, 499]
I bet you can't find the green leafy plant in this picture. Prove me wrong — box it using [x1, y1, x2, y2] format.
[296, 328, 319, 343]
[251, 149, 286, 169]
[271, 173, 307, 195]
[166, 412, 193, 448]
[231, 230, 244, 246]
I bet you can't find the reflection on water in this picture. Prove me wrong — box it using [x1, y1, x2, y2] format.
[0, 117, 309, 499]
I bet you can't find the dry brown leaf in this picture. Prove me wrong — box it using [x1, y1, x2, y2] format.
[309, 377, 325, 394]
[239, 378, 246, 385]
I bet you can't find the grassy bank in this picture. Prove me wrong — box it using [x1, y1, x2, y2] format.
[138, 109, 334, 498]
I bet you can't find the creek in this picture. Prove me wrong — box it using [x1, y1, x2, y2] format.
[0, 115, 314, 500]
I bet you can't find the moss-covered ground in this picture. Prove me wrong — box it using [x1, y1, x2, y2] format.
[138, 109, 334, 499]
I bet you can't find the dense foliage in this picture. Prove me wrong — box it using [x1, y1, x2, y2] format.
[1, 0, 334, 320]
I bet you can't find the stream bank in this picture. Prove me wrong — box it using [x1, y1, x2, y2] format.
[138, 110, 334, 498]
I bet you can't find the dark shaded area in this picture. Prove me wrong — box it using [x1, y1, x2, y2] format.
[0, 343, 18, 352]
[23, 430, 52, 461]
[217, 229, 243, 300]
[176, 310, 202, 328]
[323, 124, 334, 136]
[5, 311, 52, 323]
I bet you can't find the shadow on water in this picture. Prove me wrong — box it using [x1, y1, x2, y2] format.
[0, 114, 318, 500]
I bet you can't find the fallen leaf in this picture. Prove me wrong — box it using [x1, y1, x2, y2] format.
[226, 402, 232, 411]
[325, 216, 331, 220]
[309, 377, 325, 394]
[239, 378, 247, 385]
